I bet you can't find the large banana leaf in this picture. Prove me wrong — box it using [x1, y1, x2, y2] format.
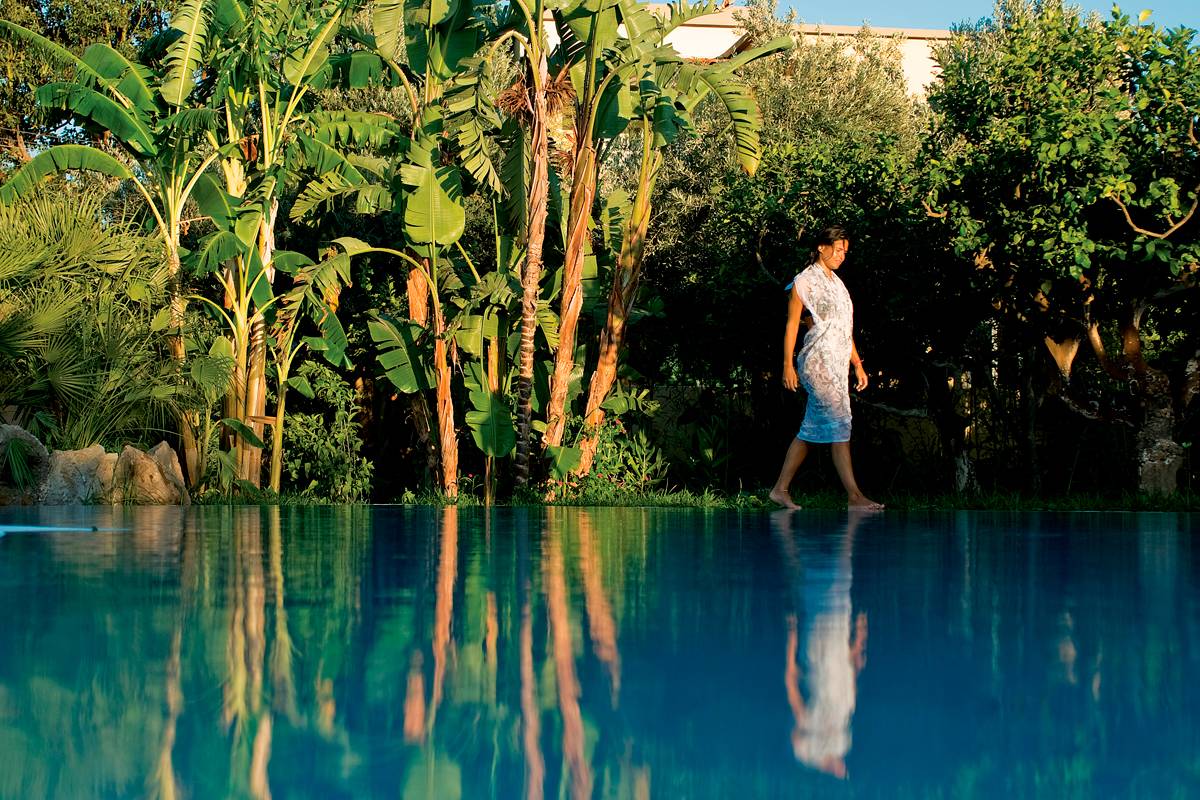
[160, 0, 211, 107]
[406, 0, 477, 83]
[283, 9, 343, 86]
[399, 137, 466, 246]
[192, 230, 246, 274]
[677, 63, 764, 176]
[191, 173, 239, 230]
[0, 146, 135, 205]
[35, 83, 158, 156]
[310, 111, 407, 150]
[372, 0, 405, 61]
[368, 312, 433, 394]
[291, 173, 394, 221]
[294, 132, 367, 182]
[464, 363, 515, 457]
[499, 119, 530, 237]
[445, 58, 503, 194]
[659, 0, 720, 38]
[304, 310, 352, 368]
[81, 44, 158, 115]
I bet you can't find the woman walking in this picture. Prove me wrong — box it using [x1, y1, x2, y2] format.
[770, 226, 882, 510]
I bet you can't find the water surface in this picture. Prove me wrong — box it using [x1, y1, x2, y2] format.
[0, 506, 1197, 798]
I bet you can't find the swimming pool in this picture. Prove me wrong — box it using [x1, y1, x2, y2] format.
[0, 506, 1196, 798]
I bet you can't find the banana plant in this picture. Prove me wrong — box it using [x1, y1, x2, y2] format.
[540, 0, 721, 450]
[575, 32, 793, 474]
[0, 12, 235, 484]
[199, 0, 401, 485]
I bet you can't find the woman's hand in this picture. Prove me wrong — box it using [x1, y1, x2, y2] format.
[853, 362, 868, 391]
[783, 363, 799, 391]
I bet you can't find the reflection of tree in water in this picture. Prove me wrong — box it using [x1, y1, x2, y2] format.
[773, 508, 872, 780]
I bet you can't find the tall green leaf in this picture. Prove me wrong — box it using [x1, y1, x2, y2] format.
[369, 312, 433, 394]
[160, 0, 211, 107]
[399, 137, 466, 246]
[0, 146, 135, 204]
[35, 83, 158, 156]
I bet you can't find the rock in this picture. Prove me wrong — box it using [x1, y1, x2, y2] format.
[111, 444, 189, 505]
[148, 441, 190, 507]
[0, 425, 51, 505]
[37, 444, 108, 504]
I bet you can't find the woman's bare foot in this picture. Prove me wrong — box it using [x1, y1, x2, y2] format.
[770, 488, 801, 510]
[848, 494, 884, 510]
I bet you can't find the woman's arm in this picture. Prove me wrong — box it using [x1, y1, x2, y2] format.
[782, 287, 804, 391]
[850, 340, 868, 391]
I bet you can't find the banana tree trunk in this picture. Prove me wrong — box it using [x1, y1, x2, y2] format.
[542, 143, 597, 448]
[240, 201, 279, 487]
[165, 242, 202, 486]
[514, 51, 552, 487]
[269, 373, 288, 494]
[404, 261, 441, 483]
[577, 150, 659, 475]
[433, 305, 459, 499]
[240, 318, 267, 485]
[484, 337, 501, 505]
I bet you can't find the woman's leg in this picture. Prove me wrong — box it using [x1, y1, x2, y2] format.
[770, 437, 809, 509]
[831, 442, 883, 508]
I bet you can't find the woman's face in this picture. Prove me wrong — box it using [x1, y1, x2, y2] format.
[817, 239, 850, 270]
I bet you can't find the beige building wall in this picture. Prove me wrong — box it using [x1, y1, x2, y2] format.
[544, 5, 951, 96]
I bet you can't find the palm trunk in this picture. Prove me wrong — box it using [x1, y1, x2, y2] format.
[542, 143, 597, 448]
[513, 51, 552, 487]
[268, 378, 288, 494]
[240, 318, 267, 485]
[241, 201, 279, 487]
[165, 243, 202, 486]
[405, 262, 439, 483]
[577, 147, 659, 475]
[433, 305, 459, 499]
[484, 337, 500, 505]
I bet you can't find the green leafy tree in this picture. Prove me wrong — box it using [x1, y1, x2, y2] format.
[925, 0, 1199, 493]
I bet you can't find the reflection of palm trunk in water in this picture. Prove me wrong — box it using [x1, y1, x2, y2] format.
[267, 508, 298, 722]
[223, 511, 274, 799]
[403, 506, 459, 743]
[521, 578, 545, 800]
[774, 510, 871, 779]
[545, 523, 593, 800]
[153, 515, 194, 800]
[577, 510, 621, 705]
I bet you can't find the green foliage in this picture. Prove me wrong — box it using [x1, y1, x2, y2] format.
[926, 0, 1199, 334]
[281, 360, 373, 502]
[585, 416, 668, 491]
[0, 436, 35, 491]
[0, 191, 185, 450]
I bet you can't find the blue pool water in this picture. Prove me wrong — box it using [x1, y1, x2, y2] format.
[0, 506, 1197, 799]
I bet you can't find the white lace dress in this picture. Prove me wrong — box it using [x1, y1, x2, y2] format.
[791, 264, 854, 443]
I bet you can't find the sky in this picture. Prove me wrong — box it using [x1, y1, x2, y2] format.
[780, 0, 1199, 31]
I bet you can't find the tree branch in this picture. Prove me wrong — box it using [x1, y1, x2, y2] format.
[1108, 189, 1199, 240]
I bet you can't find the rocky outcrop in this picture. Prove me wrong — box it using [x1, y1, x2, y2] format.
[38, 444, 114, 504]
[0, 428, 189, 506]
[110, 444, 190, 506]
[0, 424, 51, 505]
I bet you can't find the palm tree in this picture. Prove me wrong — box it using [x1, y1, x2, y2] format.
[576, 29, 792, 474]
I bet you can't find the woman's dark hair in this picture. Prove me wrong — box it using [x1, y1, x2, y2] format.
[810, 225, 849, 262]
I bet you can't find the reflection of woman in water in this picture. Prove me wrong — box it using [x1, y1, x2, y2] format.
[770, 226, 882, 510]
[773, 509, 871, 778]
